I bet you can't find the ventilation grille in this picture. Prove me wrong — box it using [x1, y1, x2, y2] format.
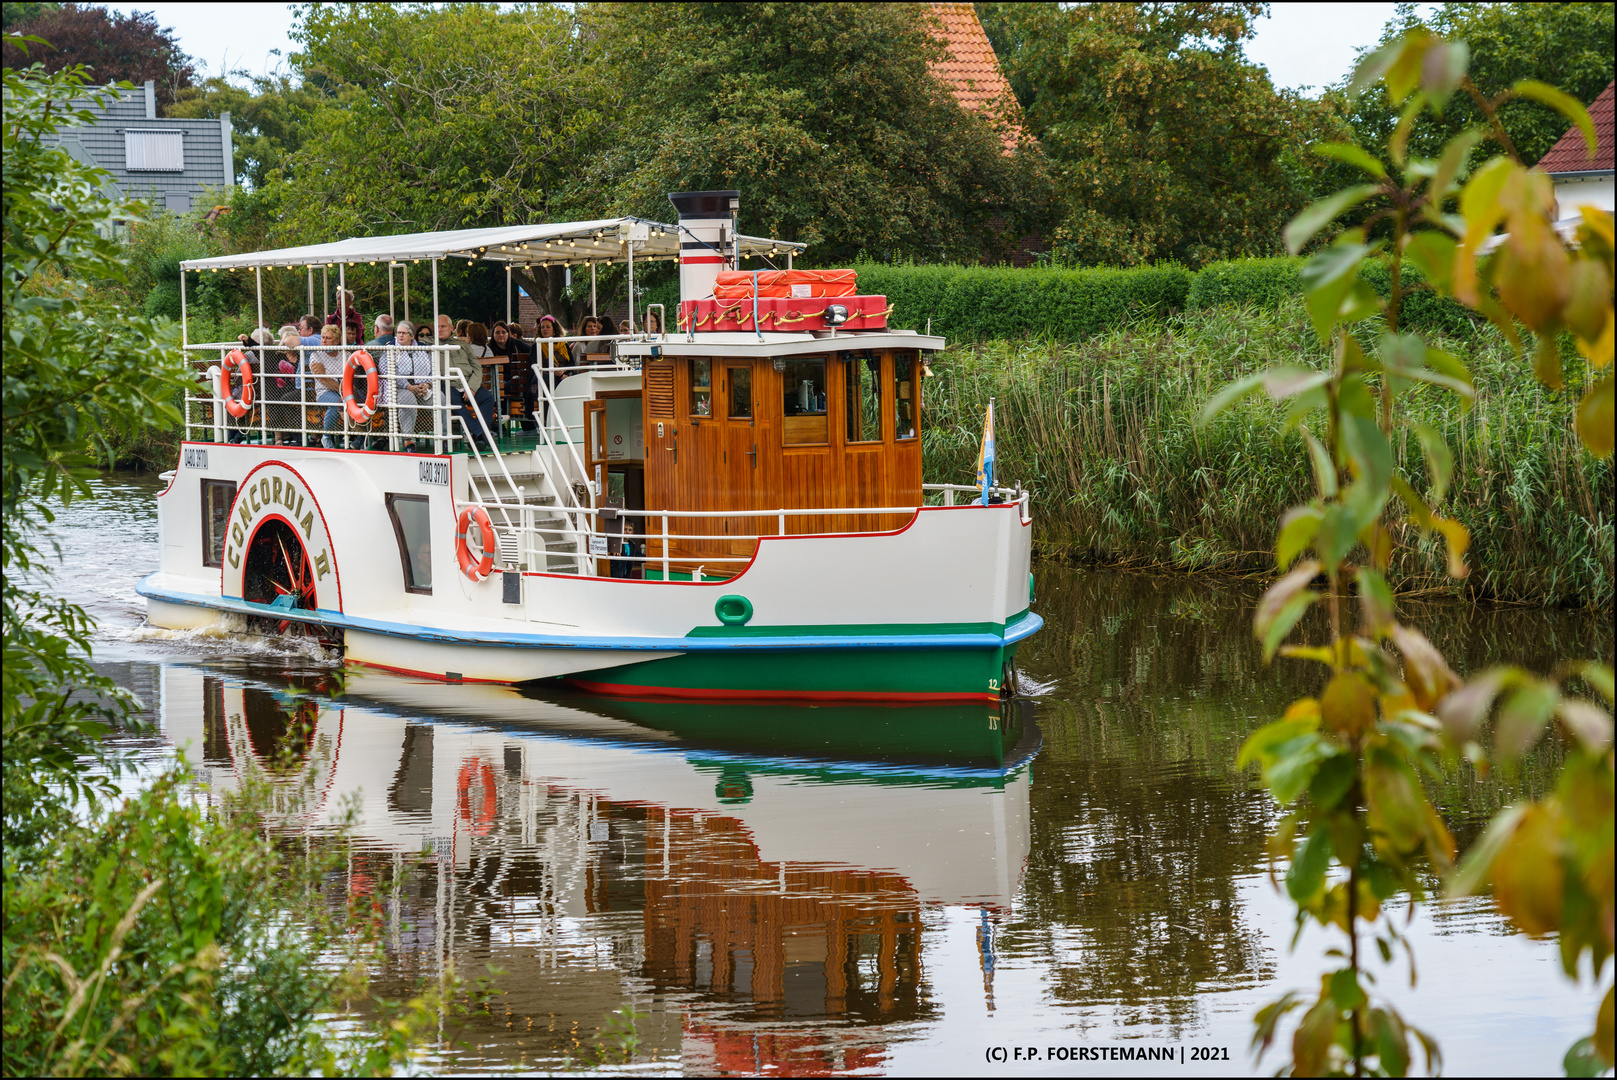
[646, 361, 674, 418]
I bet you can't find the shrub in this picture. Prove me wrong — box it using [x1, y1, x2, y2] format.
[1186, 257, 1302, 310]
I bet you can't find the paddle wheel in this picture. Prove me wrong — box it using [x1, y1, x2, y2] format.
[242, 519, 335, 642]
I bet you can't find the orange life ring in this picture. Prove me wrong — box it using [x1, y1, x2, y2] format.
[456, 758, 497, 835]
[455, 505, 496, 581]
[218, 350, 254, 418]
[342, 349, 378, 423]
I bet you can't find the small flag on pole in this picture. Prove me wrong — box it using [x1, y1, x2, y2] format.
[975, 399, 995, 505]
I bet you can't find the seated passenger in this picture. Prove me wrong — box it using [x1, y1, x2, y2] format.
[308, 324, 347, 449]
[268, 330, 304, 445]
[570, 315, 606, 370]
[436, 314, 496, 448]
[393, 321, 436, 452]
[644, 309, 662, 335]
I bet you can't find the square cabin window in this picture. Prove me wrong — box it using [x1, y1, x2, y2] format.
[845, 353, 883, 443]
[690, 359, 713, 417]
[386, 493, 433, 593]
[201, 480, 236, 568]
[780, 358, 828, 445]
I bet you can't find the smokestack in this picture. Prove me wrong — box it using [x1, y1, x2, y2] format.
[668, 190, 739, 308]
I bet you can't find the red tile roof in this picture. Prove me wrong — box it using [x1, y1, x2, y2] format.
[1536, 80, 1614, 174]
[928, 3, 1024, 151]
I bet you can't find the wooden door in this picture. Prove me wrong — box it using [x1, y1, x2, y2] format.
[719, 362, 761, 558]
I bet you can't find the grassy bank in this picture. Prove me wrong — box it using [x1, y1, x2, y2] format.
[920, 299, 1613, 609]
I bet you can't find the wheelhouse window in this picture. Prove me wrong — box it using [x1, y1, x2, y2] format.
[385, 493, 432, 593]
[844, 353, 883, 443]
[780, 358, 827, 445]
[690, 359, 712, 417]
[201, 480, 237, 568]
[894, 352, 918, 440]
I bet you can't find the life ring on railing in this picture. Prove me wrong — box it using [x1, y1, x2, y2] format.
[456, 758, 497, 835]
[455, 505, 496, 581]
[218, 350, 254, 418]
[342, 349, 378, 423]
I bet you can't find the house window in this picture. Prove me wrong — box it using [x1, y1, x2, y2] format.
[125, 130, 184, 171]
[164, 192, 192, 214]
[844, 353, 883, 443]
[894, 353, 918, 440]
[201, 480, 236, 568]
[385, 494, 433, 593]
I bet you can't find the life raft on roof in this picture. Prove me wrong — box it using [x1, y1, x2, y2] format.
[712, 268, 858, 300]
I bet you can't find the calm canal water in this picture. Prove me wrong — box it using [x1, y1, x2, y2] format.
[38, 473, 1614, 1076]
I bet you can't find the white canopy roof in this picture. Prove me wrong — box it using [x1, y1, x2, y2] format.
[178, 216, 807, 271]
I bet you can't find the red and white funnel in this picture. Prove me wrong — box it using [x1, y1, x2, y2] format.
[668, 190, 738, 305]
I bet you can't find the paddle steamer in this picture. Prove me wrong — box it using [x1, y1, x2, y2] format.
[138, 191, 1041, 701]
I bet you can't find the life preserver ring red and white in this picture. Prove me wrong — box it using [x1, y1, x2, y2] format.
[456, 758, 497, 835]
[218, 349, 254, 418]
[342, 349, 378, 424]
[455, 505, 496, 581]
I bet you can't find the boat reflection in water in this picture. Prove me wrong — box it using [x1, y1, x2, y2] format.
[159, 664, 1037, 1072]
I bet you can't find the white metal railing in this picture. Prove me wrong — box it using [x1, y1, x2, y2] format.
[452, 490, 1031, 580]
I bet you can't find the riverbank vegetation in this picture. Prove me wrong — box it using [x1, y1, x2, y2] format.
[922, 301, 1613, 609]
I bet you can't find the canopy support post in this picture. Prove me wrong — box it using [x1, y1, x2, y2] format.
[627, 242, 635, 333]
[256, 265, 266, 443]
[307, 267, 314, 320]
[179, 267, 188, 348]
[787, 251, 793, 269]
[506, 264, 512, 326]
[338, 262, 348, 347]
[590, 263, 596, 318]
[388, 263, 395, 322]
[403, 264, 410, 325]
[322, 266, 329, 320]
[432, 258, 442, 455]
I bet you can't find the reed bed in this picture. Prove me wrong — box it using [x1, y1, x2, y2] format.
[922, 300, 1613, 609]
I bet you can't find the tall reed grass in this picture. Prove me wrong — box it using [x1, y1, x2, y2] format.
[922, 299, 1613, 609]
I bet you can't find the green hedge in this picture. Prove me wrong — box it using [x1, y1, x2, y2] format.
[653, 255, 1480, 342]
[853, 262, 1193, 340]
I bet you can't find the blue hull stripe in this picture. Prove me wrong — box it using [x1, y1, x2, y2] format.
[138, 575, 1044, 654]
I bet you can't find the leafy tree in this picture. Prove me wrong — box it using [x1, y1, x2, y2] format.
[1344, 3, 1615, 167]
[169, 73, 322, 189]
[980, 1, 1346, 268]
[0, 3, 196, 108]
[1201, 29, 1614, 1077]
[574, 2, 1049, 265]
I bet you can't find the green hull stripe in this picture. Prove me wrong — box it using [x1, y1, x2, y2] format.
[685, 606, 1035, 639]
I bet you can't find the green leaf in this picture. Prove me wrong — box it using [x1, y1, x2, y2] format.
[1356, 566, 1395, 635]
[1309, 751, 1356, 811]
[1412, 422, 1454, 503]
[1419, 40, 1469, 115]
[1239, 713, 1321, 771]
[1276, 505, 1323, 569]
[1262, 591, 1322, 664]
[1285, 185, 1380, 256]
[1196, 372, 1266, 429]
[1329, 967, 1368, 1011]
[1304, 431, 1339, 498]
[1513, 80, 1598, 162]
[1255, 559, 1323, 657]
[1563, 1036, 1606, 1079]
[1429, 128, 1482, 201]
[1313, 142, 1386, 178]
[1301, 241, 1370, 344]
[1266, 733, 1334, 805]
[1390, 91, 1428, 166]
[1570, 661, 1615, 704]
[1372, 1008, 1412, 1078]
[1287, 827, 1335, 903]
[1495, 679, 1560, 761]
[1435, 666, 1522, 742]
[1263, 366, 1332, 400]
[1342, 413, 1393, 489]
[1314, 503, 1358, 573]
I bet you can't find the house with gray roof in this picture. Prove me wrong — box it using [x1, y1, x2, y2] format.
[51, 79, 233, 215]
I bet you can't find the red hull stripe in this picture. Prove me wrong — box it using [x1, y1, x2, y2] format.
[348, 658, 509, 685]
[566, 678, 1000, 704]
[680, 255, 725, 264]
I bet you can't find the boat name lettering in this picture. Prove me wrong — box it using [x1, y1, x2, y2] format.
[182, 447, 208, 469]
[222, 469, 327, 579]
[419, 460, 449, 487]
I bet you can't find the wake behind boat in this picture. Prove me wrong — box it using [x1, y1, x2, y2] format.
[138, 191, 1041, 700]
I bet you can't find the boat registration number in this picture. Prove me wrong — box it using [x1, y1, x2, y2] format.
[418, 460, 450, 486]
[182, 447, 208, 469]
